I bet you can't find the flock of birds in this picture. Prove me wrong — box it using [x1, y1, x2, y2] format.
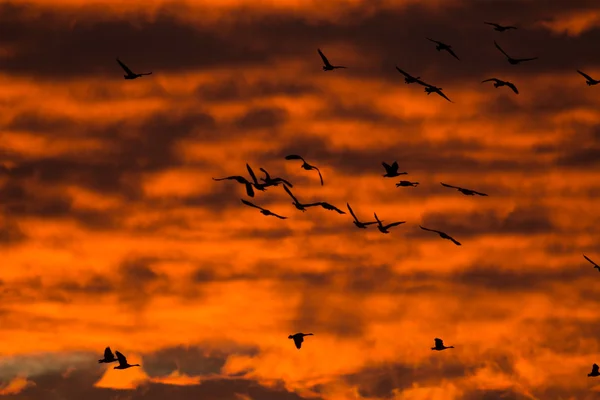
[105, 20, 600, 379]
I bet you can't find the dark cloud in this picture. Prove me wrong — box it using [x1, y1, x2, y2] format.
[233, 106, 288, 130]
[196, 78, 320, 102]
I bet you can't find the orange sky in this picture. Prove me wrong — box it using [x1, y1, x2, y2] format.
[1, 0, 600, 399]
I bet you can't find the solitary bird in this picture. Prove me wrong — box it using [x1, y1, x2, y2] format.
[318, 49, 347, 71]
[382, 161, 408, 178]
[260, 168, 293, 188]
[481, 78, 519, 94]
[577, 70, 600, 86]
[113, 351, 140, 370]
[305, 202, 346, 214]
[583, 255, 600, 272]
[246, 164, 268, 192]
[347, 203, 378, 229]
[423, 84, 453, 102]
[431, 338, 454, 351]
[374, 212, 406, 234]
[285, 155, 324, 185]
[395, 66, 422, 84]
[289, 333, 314, 349]
[98, 347, 118, 364]
[283, 185, 309, 212]
[426, 38, 460, 60]
[116, 58, 152, 79]
[441, 182, 488, 196]
[396, 181, 419, 187]
[494, 41, 538, 65]
[241, 199, 287, 219]
[212, 175, 255, 197]
[484, 22, 517, 32]
[588, 364, 600, 377]
[420, 225, 461, 246]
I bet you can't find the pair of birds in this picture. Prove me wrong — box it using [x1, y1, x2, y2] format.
[213, 163, 293, 198]
[98, 347, 140, 369]
[347, 203, 405, 233]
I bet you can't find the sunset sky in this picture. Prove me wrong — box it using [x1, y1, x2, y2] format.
[1, 0, 600, 398]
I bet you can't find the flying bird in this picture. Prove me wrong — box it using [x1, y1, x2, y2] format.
[588, 363, 600, 377]
[426, 38, 460, 60]
[382, 161, 408, 178]
[440, 182, 488, 196]
[283, 185, 309, 212]
[423, 84, 453, 102]
[395, 66, 422, 84]
[583, 255, 600, 272]
[260, 168, 293, 188]
[289, 332, 314, 349]
[246, 164, 268, 192]
[114, 351, 140, 370]
[577, 70, 600, 86]
[98, 347, 118, 363]
[481, 78, 519, 94]
[494, 41, 538, 65]
[318, 49, 347, 71]
[304, 201, 346, 214]
[484, 22, 517, 32]
[396, 181, 419, 187]
[284, 155, 324, 185]
[241, 199, 287, 219]
[212, 175, 255, 197]
[347, 203, 378, 229]
[431, 338, 454, 351]
[374, 212, 406, 234]
[116, 58, 152, 79]
[420, 225, 461, 246]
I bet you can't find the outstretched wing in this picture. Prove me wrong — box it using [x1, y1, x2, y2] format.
[435, 90, 453, 102]
[283, 185, 299, 203]
[584, 255, 598, 267]
[446, 48, 460, 60]
[494, 41, 510, 58]
[516, 57, 538, 62]
[577, 70, 595, 81]
[317, 49, 331, 67]
[484, 22, 499, 27]
[116, 58, 134, 75]
[293, 336, 303, 349]
[323, 203, 345, 214]
[441, 182, 460, 190]
[271, 212, 287, 219]
[426, 37, 441, 45]
[505, 82, 519, 94]
[373, 212, 382, 223]
[419, 225, 435, 232]
[448, 236, 462, 246]
[274, 178, 293, 187]
[382, 162, 392, 171]
[347, 203, 359, 221]
[384, 221, 406, 229]
[285, 154, 304, 162]
[246, 164, 259, 184]
[115, 351, 127, 365]
[244, 183, 255, 198]
[241, 199, 262, 210]
[473, 190, 489, 196]
[481, 78, 500, 83]
[434, 338, 443, 347]
[315, 167, 324, 185]
[104, 347, 114, 360]
[593, 364, 599, 374]
[395, 66, 414, 79]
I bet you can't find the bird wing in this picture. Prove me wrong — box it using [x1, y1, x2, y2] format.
[116, 58, 135, 75]
[362, 221, 378, 226]
[426, 37, 441, 45]
[259, 167, 271, 180]
[104, 347, 114, 360]
[448, 236, 462, 246]
[435, 90, 453, 102]
[246, 164, 259, 184]
[383, 221, 406, 229]
[441, 182, 459, 190]
[315, 167, 324, 185]
[420, 225, 435, 232]
[285, 154, 304, 162]
[382, 162, 392, 171]
[473, 190, 489, 196]
[391, 161, 399, 170]
[584, 255, 599, 267]
[516, 57, 538, 62]
[484, 22, 500, 27]
[505, 81, 519, 94]
[494, 41, 510, 58]
[593, 364, 599, 373]
[115, 351, 127, 365]
[395, 66, 414, 79]
[434, 338, 443, 347]
[283, 185, 299, 203]
[241, 199, 263, 210]
[577, 70, 595, 81]
[373, 212, 382, 224]
[326, 204, 345, 214]
[481, 78, 500, 83]
[347, 203, 359, 222]
[293, 336, 303, 349]
[272, 213, 287, 219]
[317, 49, 331, 67]
[245, 183, 255, 197]
[446, 48, 460, 60]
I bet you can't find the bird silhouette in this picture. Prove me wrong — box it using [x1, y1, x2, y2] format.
[374, 212, 406, 234]
[285, 155, 324, 185]
[395, 66, 422, 84]
[431, 338, 454, 351]
[577, 70, 600, 86]
[484, 22, 517, 32]
[212, 176, 255, 197]
[304, 201, 346, 214]
[347, 203, 378, 229]
[422, 84, 453, 102]
[246, 164, 269, 192]
[259, 168, 293, 188]
[116, 58, 152, 79]
[481, 78, 519, 94]
[98, 347, 118, 363]
[283, 185, 309, 212]
[396, 181, 419, 187]
[289, 332, 313, 349]
[382, 161, 408, 178]
[426, 38, 460, 60]
[583, 255, 600, 272]
[494, 41, 538, 65]
[318, 49, 347, 71]
[241, 199, 287, 219]
[113, 351, 140, 370]
[420, 225, 461, 246]
[441, 182, 488, 196]
[588, 363, 600, 377]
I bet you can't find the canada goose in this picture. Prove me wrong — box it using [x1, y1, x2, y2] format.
[431, 338, 454, 351]
[98, 347, 118, 363]
[494, 41, 538, 65]
[288, 333, 314, 349]
[113, 351, 140, 370]
[304, 202, 346, 214]
[588, 363, 600, 377]
[577, 70, 600, 86]
[423, 85, 453, 102]
[285, 155, 324, 185]
[116, 58, 152, 79]
[396, 181, 419, 187]
[395, 66, 422, 84]
[318, 49, 347, 71]
[484, 22, 517, 32]
[481, 78, 519, 94]
[441, 182, 488, 196]
[241, 199, 287, 219]
[426, 38, 460, 60]
[382, 161, 408, 178]
[374, 212, 406, 234]
[347, 203, 378, 229]
[419, 225, 461, 246]
[583, 255, 600, 272]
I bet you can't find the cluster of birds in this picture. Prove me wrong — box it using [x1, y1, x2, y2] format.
[106, 20, 599, 377]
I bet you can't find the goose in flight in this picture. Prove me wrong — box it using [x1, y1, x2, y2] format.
[114, 351, 140, 370]
[484, 22, 517, 32]
[260, 168, 293, 188]
[481, 78, 519, 94]
[423, 84, 453, 102]
[318, 49, 347, 71]
[395, 66, 422, 84]
[347, 203, 378, 229]
[396, 181, 419, 187]
[431, 338, 454, 351]
[494, 41, 538, 65]
[588, 363, 600, 377]
[577, 70, 600, 86]
[116, 58, 152, 79]
[241, 199, 287, 219]
[441, 182, 488, 196]
[283, 185, 309, 212]
[98, 347, 118, 363]
[246, 164, 268, 192]
[285, 155, 324, 185]
[304, 201, 346, 214]
[583, 255, 600, 272]
[212, 175, 255, 197]
[382, 161, 408, 178]
[426, 38, 460, 60]
[374, 212, 406, 234]
[420, 225, 461, 246]
[289, 333, 313, 349]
